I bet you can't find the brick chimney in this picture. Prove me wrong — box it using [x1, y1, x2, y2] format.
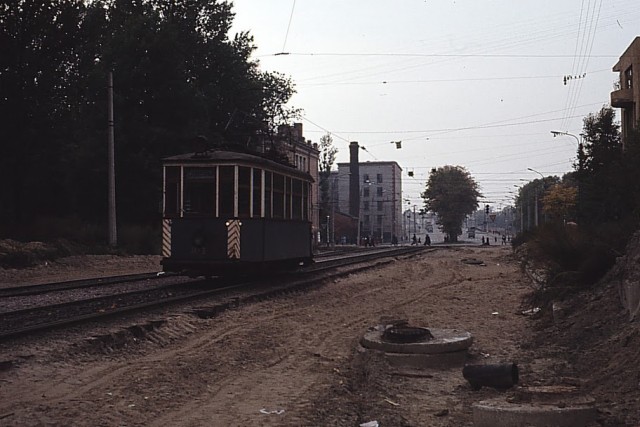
[349, 141, 360, 218]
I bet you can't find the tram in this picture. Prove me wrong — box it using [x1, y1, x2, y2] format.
[161, 150, 314, 277]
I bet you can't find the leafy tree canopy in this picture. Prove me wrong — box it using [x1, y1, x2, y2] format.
[0, 0, 297, 235]
[576, 106, 622, 175]
[319, 133, 337, 175]
[541, 184, 577, 222]
[574, 106, 626, 225]
[421, 166, 481, 242]
[318, 133, 337, 237]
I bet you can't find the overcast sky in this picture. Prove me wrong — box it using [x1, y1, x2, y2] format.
[231, 0, 640, 209]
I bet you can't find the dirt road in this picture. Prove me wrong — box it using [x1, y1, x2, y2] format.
[0, 246, 602, 426]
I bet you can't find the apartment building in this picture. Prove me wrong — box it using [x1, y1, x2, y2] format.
[334, 160, 403, 243]
[611, 37, 640, 146]
[274, 123, 320, 241]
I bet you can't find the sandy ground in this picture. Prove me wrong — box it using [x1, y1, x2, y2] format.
[0, 246, 632, 426]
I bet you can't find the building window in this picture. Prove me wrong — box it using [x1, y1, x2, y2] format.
[363, 201, 369, 211]
[377, 201, 383, 211]
[625, 66, 633, 89]
[377, 173, 383, 183]
[363, 187, 370, 198]
[377, 187, 383, 197]
[363, 174, 370, 183]
[377, 215, 383, 225]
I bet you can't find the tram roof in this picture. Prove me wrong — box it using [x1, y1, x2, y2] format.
[163, 150, 313, 181]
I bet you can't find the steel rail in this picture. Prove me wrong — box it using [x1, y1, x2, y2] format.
[0, 246, 424, 341]
[0, 247, 408, 297]
[0, 272, 175, 298]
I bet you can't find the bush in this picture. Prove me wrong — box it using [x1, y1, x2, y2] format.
[11, 216, 105, 245]
[0, 239, 62, 268]
[522, 222, 618, 303]
[118, 223, 161, 255]
[0, 216, 161, 266]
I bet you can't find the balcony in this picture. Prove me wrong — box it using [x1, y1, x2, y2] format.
[611, 87, 634, 108]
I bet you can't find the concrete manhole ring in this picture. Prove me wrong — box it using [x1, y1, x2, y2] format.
[461, 258, 484, 265]
[361, 328, 473, 354]
[473, 398, 597, 427]
[382, 326, 434, 343]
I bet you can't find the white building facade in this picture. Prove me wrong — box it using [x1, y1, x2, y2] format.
[335, 161, 402, 243]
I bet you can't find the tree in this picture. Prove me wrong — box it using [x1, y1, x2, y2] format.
[421, 166, 481, 242]
[0, 1, 87, 227]
[514, 175, 559, 230]
[574, 107, 624, 225]
[0, 0, 297, 240]
[83, 0, 297, 222]
[318, 133, 337, 242]
[541, 184, 577, 223]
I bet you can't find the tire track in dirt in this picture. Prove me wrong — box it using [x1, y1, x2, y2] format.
[0, 316, 262, 426]
[0, 246, 533, 426]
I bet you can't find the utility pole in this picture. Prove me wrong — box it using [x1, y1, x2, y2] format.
[331, 181, 336, 246]
[326, 215, 330, 246]
[413, 205, 417, 236]
[534, 188, 539, 227]
[403, 211, 407, 241]
[107, 71, 117, 247]
[527, 168, 545, 228]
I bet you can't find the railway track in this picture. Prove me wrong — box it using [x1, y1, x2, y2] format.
[0, 272, 175, 298]
[0, 246, 424, 341]
[0, 246, 399, 298]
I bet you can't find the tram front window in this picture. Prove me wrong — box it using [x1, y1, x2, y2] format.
[183, 167, 216, 215]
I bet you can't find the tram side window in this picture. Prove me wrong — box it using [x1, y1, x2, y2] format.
[265, 171, 272, 218]
[219, 166, 234, 217]
[164, 167, 181, 216]
[273, 173, 285, 218]
[292, 179, 302, 220]
[285, 177, 292, 219]
[303, 182, 309, 221]
[238, 167, 251, 218]
[252, 168, 262, 217]
[183, 167, 215, 216]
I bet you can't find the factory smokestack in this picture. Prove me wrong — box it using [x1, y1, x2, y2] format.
[349, 141, 360, 218]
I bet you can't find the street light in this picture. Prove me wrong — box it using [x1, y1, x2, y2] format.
[513, 185, 525, 233]
[550, 130, 581, 146]
[526, 167, 545, 180]
[526, 168, 545, 227]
